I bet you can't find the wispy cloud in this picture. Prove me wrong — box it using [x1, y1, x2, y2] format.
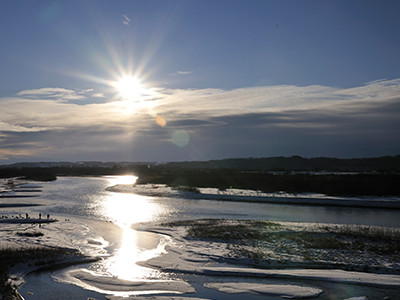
[176, 71, 193, 75]
[155, 78, 400, 117]
[0, 121, 49, 133]
[92, 92, 105, 98]
[1, 79, 399, 162]
[169, 70, 194, 76]
[122, 14, 131, 26]
[16, 87, 86, 101]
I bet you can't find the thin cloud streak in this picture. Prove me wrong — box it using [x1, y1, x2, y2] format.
[0, 121, 50, 133]
[17, 87, 86, 101]
[176, 71, 193, 75]
[122, 14, 131, 26]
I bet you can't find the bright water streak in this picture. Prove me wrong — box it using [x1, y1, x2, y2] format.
[98, 178, 165, 281]
[38, 176, 400, 228]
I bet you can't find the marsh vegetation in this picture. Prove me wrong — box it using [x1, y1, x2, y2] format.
[165, 219, 400, 273]
[0, 247, 79, 299]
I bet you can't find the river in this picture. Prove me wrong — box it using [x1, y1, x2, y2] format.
[14, 176, 400, 299]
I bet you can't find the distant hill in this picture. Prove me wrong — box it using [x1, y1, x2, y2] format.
[0, 161, 152, 169]
[160, 155, 400, 172]
[1, 155, 399, 172]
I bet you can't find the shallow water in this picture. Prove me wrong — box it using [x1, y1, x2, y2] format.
[29, 176, 400, 227]
[15, 176, 400, 299]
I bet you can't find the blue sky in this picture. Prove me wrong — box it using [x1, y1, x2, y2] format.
[1, 0, 400, 163]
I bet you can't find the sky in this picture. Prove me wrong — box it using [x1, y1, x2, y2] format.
[1, 0, 400, 163]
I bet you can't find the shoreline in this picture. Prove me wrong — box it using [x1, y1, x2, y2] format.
[107, 183, 400, 209]
[0, 211, 115, 300]
[1, 249, 100, 300]
[132, 219, 400, 299]
[2, 212, 399, 299]
[138, 219, 400, 276]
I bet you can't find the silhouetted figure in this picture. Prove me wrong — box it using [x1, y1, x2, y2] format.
[47, 214, 50, 219]
[26, 213, 29, 219]
[39, 213, 42, 219]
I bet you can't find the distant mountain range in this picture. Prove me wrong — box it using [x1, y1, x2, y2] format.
[1, 155, 399, 172]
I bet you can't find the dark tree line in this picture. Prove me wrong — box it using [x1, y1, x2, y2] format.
[136, 169, 400, 196]
[1, 157, 399, 196]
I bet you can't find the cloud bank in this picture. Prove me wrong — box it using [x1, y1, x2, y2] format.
[1, 79, 399, 162]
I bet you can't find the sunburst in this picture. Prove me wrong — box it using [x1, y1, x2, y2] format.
[112, 76, 147, 100]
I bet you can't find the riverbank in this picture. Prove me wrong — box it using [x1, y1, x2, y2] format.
[148, 219, 400, 274]
[56, 218, 400, 299]
[0, 213, 111, 300]
[0, 247, 90, 300]
[107, 183, 400, 209]
[2, 214, 400, 299]
[4, 217, 400, 300]
[134, 219, 400, 299]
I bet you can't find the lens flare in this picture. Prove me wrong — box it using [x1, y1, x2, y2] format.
[155, 115, 166, 127]
[172, 129, 190, 147]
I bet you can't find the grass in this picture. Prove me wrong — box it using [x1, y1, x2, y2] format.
[165, 219, 400, 272]
[303, 235, 348, 250]
[0, 246, 78, 269]
[171, 185, 201, 193]
[337, 224, 400, 241]
[164, 219, 281, 243]
[0, 247, 79, 298]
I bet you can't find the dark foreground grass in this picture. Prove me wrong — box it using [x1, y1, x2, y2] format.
[0, 247, 80, 300]
[164, 219, 281, 243]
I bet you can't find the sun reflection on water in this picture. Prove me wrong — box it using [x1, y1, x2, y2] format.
[102, 192, 158, 226]
[105, 175, 138, 186]
[99, 176, 165, 281]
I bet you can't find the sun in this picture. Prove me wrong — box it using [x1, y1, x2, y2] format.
[109, 74, 159, 114]
[112, 76, 146, 100]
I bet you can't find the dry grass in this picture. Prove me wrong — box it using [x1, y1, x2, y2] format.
[0, 247, 79, 298]
[165, 219, 281, 243]
[336, 224, 400, 240]
[0, 247, 78, 270]
[165, 219, 400, 273]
